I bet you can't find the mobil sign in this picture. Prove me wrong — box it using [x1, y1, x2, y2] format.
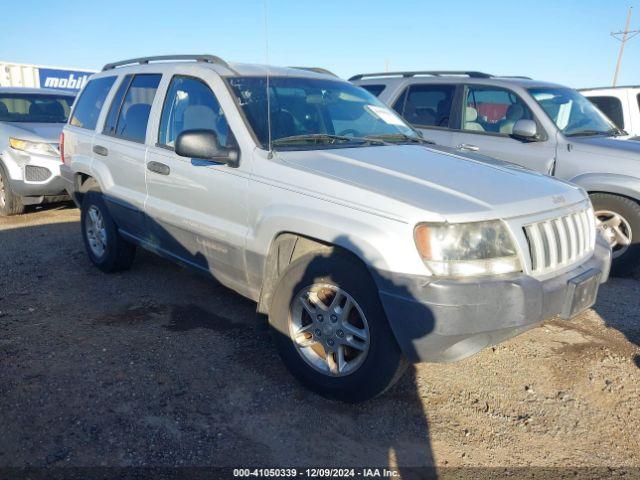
[38, 68, 95, 91]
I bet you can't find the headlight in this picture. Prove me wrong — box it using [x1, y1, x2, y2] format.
[414, 220, 522, 277]
[9, 137, 59, 157]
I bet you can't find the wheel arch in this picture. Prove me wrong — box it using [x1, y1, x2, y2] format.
[569, 172, 640, 203]
[256, 231, 378, 315]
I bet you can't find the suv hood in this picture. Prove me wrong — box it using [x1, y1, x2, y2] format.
[1, 122, 64, 143]
[278, 145, 587, 222]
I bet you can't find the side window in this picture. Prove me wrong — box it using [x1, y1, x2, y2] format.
[588, 96, 624, 129]
[103, 75, 133, 135]
[110, 74, 161, 143]
[70, 76, 116, 130]
[158, 76, 232, 149]
[462, 86, 533, 135]
[360, 84, 386, 97]
[392, 85, 455, 128]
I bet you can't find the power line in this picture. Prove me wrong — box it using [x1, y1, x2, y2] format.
[611, 6, 640, 87]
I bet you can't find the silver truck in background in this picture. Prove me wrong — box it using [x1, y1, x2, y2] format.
[0, 87, 75, 215]
[353, 71, 640, 275]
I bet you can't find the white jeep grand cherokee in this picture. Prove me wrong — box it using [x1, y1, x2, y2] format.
[60, 55, 611, 402]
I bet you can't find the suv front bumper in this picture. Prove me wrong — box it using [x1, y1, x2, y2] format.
[373, 234, 611, 363]
[2, 149, 69, 204]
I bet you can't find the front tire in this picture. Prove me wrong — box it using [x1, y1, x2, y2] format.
[0, 163, 25, 216]
[81, 190, 136, 272]
[591, 193, 640, 276]
[269, 250, 407, 402]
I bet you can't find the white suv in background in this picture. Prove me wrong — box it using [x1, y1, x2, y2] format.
[60, 56, 610, 402]
[580, 86, 640, 138]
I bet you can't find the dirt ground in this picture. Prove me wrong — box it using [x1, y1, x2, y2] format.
[1, 204, 639, 474]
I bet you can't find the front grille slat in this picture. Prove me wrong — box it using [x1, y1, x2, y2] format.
[523, 208, 595, 276]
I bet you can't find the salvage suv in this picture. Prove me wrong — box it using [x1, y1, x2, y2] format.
[352, 71, 640, 275]
[0, 87, 75, 215]
[61, 56, 610, 402]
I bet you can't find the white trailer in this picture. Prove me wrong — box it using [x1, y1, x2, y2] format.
[0, 61, 96, 91]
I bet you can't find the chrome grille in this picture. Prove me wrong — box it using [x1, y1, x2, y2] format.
[24, 165, 52, 182]
[523, 208, 595, 275]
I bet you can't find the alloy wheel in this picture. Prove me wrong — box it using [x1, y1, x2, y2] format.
[85, 205, 108, 258]
[595, 209, 632, 259]
[289, 283, 370, 377]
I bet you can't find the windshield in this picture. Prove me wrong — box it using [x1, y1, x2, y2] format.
[0, 93, 74, 123]
[227, 76, 420, 149]
[529, 87, 619, 137]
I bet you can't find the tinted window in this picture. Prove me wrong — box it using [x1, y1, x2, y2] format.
[463, 86, 533, 135]
[0, 94, 74, 123]
[158, 76, 232, 148]
[396, 84, 455, 128]
[360, 84, 386, 97]
[588, 96, 624, 129]
[103, 75, 133, 135]
[70, 76, 116, 129]
[111, 74, 161, 143]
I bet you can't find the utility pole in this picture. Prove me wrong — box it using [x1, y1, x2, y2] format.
[611, 6, 640, 86]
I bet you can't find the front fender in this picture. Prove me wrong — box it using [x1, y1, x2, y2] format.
[569, 172, 640, 202]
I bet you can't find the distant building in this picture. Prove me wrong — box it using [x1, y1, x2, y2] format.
[0, 61, 97, 91]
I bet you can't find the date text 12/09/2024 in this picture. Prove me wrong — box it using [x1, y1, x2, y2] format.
[233, 468, 399, 478]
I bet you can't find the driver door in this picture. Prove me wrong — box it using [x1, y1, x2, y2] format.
[144, 74, 249, 286]
[451, 84, 557, 174]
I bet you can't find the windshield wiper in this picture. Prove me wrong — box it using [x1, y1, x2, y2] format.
[364, 133, 435, 145]
[566, 130, 613, 138]
[271, 134, 362, 146]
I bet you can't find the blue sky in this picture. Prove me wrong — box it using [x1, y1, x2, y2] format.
[2, 0, 639, 88]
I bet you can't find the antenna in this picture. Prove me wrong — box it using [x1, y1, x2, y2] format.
[611, 6, 640, 86]
[263, 0, 273, 158]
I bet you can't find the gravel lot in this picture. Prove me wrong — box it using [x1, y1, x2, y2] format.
[1, 205, 639, 473]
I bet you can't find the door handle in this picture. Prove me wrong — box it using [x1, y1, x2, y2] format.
[147, 161, 170, 176]
[457, 143, 480, 152]
[93, 145, 108, 156]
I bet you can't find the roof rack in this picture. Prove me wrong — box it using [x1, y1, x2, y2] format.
[495, 75, 532, 80]
[289, 66, 338, 77]
[102, 54, 236, 72]
[349, 71, 492, 81]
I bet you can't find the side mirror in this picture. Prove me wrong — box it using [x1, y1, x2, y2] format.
[175, 129, 239, 166]
[512, 119, 539, 141]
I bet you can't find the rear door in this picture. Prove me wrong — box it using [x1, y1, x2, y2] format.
[144, 74, 249, 286]
[450, 84, 557, 174]
[93, 73, 162, 237]
[391, 83, 457, 147]
[65, 75, 117, 195]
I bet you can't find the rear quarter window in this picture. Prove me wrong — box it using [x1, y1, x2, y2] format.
[70, 76, 116, 130]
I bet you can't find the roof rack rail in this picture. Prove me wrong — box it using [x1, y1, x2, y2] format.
[495, 75, 532, 80]
[102, 54, 235, 72]
[349, 71, 492, 81]
[289, 66, 338, 77]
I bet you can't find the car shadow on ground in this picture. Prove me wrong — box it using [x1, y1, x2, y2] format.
[593, 278, 640, 351]
[0, 210, 437, 476]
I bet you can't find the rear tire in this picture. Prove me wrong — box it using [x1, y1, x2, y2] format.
[590, 192, 640, 277]
[0, 163, 25, 216]
[268, 250, 407, 402]
[81, 190, 136, 272]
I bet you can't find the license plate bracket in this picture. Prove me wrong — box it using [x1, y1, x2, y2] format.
[560, 268, 601, 319]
